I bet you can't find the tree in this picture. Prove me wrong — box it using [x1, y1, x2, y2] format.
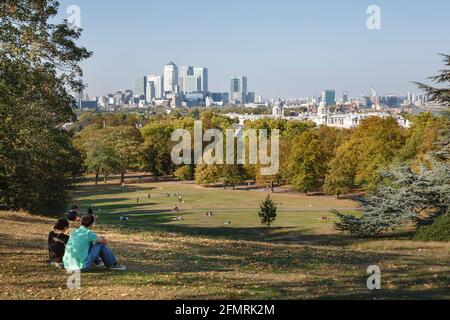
[84, 138, 115, 185]
[258, 195, 278, 228]
[335, 160, 450, 236]
[323, 117, 406, 192]
[323, 151, 355, 199]
[107, 126, 142, 184]
[174, 166, 193, 182]
[222, 164, 247, 190]
[414, 53, 450, 107]
[141, 122, 176, 179]
[288, 131, 328, 195]
[195, 164, 220, 186]
[0, 0, 91, 215]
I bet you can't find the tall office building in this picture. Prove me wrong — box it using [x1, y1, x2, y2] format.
[230, 76, 248, 103]
[193, 67, 208, 93]
[179, 66, 208, 93]
[164, 62, 178, 95]
[133, 76, 147, 100]
[180, 65, 199, 93]
[180, 66, 194, 77]
[180, 75, 201, 93]
[322, 90, 336, 106]
[146, 74, 163, 102]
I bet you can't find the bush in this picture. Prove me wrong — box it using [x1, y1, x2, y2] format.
[414, 214, 450, 241]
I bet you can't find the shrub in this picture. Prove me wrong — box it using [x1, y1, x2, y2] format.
[414, 214, 450, 241]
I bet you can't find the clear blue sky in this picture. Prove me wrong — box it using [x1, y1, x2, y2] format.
[56, 0, 450, 99]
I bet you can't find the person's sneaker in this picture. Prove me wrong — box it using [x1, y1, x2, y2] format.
[52, 262, 64, 269]
[110, 264, 126, 271]
[94, 260, 105, 268]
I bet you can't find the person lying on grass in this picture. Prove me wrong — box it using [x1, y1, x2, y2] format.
[63, 215, 126, 272]
[47, 219, 70, 267]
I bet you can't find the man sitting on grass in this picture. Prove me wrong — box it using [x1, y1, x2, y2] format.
[47, 219, 70, 268]
[63, 215, 126, 272]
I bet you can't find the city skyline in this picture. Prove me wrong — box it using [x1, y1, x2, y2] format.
[56, 0, 450, 98]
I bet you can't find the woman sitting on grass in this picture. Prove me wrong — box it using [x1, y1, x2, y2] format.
[47, 219, 70, 267]
[63, 215, 126, 272]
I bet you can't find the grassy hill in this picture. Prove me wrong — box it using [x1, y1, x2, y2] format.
[0, 179, 448, 300]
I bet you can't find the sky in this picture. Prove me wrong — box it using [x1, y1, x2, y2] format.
[55, 0, 450, 99]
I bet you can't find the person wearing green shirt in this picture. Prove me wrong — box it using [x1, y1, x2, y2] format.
[63, 215, 126, 272]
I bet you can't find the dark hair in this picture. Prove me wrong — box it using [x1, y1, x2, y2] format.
[54, 219, 69, 231]
[87, 207, 94, 215]
[81, 215, 95, 228]
[71, 205, 80, 211]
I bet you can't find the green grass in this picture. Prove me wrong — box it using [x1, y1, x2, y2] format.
[76, 178, 361, 242]
[0, 177, 448, 300]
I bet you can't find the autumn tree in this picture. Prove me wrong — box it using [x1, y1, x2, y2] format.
[107, 126, 143, 184]
[195, 164, 221, 186]
[288, 131, 329, 195]
[0, 0, 91, 215]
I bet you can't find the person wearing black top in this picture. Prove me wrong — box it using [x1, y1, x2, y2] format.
[48, 219, 70, 263]
[67, 205, 80, 222]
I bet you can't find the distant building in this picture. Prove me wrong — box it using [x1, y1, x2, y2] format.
[193, 67, 208, 93]
[272, 102, 284, 117]
[184, 93, 205, 107]
[180, 75, 201, 93]
[342, 91, 349, 103]
[180, 66, 194, 77]
[230, 76, 249, 104]
[164, 62, 178, 95]
[322, 90, 336, 106]
[78, 100, 98, 110]
[133, 76, 147, 100]
[208, 92, 229, 104]
[171, 94, 183, 108]
[146, 74, 163, 102]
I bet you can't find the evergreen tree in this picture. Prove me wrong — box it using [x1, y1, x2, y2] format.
[335, 160, 450, 236]
[258, 195, 278, 228]
[414, 53, 450, 107]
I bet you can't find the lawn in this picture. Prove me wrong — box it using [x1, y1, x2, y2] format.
[0, 177, 448, 300]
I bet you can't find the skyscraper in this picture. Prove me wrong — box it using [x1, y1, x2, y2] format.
[230, 76, 248, 104]
[193, 67, 208, 93]
[146, 74, 163, 102]
[180, 75, 201, 93]
[180, 66, 194, 77]
[164, 62, 178, 95]
[179, 66, 208, 93]
[133, 76, 147, 100]
[180, 66, 201, 93]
